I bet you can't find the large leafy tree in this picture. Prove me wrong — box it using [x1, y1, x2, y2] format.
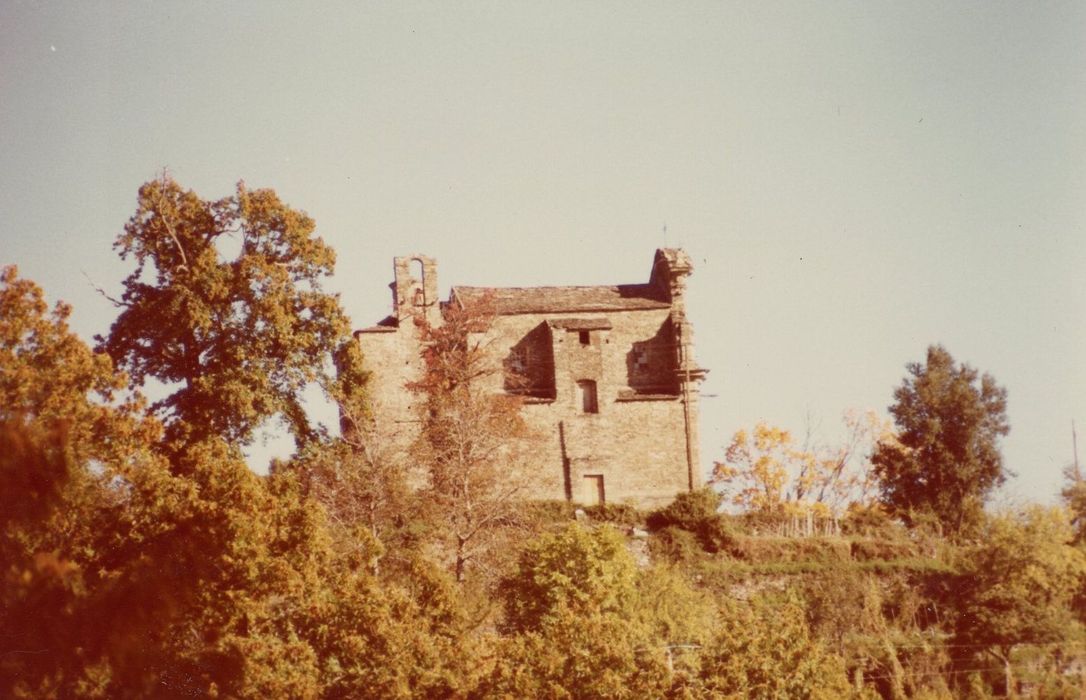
[0, 266, 172, 697]
[694, 593, 851, 699]
[871, 345, 1009, 534]
[2, 267, 469, 697]
[98, 174, 363, 448]
[951, 507, 1086, 696]
[482, 524, 712, 699]
[0, 265, 155, 462]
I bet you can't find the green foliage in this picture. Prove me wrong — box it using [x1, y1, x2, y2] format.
[649, 525, 705, 565]
[848, 538, 919, 562]
[872, 345, 1009, 535]
[0, 266, 157, 463]
[99, 175, 361, 448]
[647, 487, 721, 530]
[477, 607, 672, 700]
[728, 535, 851, 564]
[499, 523, 638, 634]
[840, 501, 898, 538]
[647, 488, 736, 553]
[950, 506, 1086, 694]
[484, 525, 714, 699]
[12, 188, 1086, 698]
[1061, 464, 1086, 545]
[695, 592, 852, 698]
[583, 502, 642, 526]
[0, 420, 84, 698]
[486, 524, 651, 697]
[520, 499, 579, 525]
[632, 564, 717, 649]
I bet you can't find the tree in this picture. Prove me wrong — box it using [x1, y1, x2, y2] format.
[98, 174, 364, 449]
[713, 422, 798, 515]
[713, 412, 886, 535]
[498, 523, 639, 634]
[871, 345, 1009, 534]
[482, 524, 711, 699]
[1060, 461, 1086, 545]
[294, 415, 415, 576]
[810, 409, 889, 515]
[2, 267, 475, 697]
[695, 593, 852, 699]
[408, 298, 539, 583]
[0, 265, 156, 463]
[951, 507, 1086, 696]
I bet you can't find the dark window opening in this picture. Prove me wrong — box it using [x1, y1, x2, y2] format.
[578, 330, 590, 345]
[577, 380, 598, 414]
[410, 258, 426, 306]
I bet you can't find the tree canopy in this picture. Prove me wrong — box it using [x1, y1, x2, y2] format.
[7, 177, 1086, 698]
[952, 506, 1086, 694]
[871, 345, 1009, 534]
[98, 174, 363, 449]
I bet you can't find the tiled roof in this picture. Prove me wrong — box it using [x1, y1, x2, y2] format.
[450, 284, 670, 315]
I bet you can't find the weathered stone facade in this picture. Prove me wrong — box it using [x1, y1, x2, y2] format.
[355, 249, 708, 509]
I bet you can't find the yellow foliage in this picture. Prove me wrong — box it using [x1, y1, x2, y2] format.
[713, 411, 889, 524]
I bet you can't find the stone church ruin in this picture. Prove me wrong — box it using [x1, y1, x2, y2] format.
[355, 249, 708, 509]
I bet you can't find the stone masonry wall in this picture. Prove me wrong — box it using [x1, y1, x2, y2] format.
[479, 309, 692, 509]
[356, 250, 705, 510]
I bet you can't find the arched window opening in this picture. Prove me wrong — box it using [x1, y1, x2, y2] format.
[410, 258, 426, 306]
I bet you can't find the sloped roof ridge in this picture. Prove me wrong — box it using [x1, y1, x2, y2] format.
[452, 282, 650, 291]
[451, 281, 669, 315]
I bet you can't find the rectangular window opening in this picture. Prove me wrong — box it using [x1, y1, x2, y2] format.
[578, 330, 590, 345]
[577, 380, 598, 414]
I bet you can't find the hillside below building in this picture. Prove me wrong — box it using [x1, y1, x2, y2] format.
[355, 249, 708, 509]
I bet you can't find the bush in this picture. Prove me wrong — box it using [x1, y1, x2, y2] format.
[849, 538, 918, 562]
[648, 526, 703, 564]
[841, 502, 898, 538]
[583, 503, 642, 527]
[646, 489, 736, 554]
[729, 536, 850, 564]
[646, 488, 721, 531]
[520, 500, 577, 526]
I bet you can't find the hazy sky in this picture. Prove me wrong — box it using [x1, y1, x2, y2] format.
[2, 1, 1084, 503]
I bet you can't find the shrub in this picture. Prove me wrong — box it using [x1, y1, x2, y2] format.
[583, 503, 642, 527]
[646, 488, 721, 531]
[841, 502, 897, 538]
[648, 526, 703, 564]
[520, 500, 577, 526]
[729, 536, 850, 564]
[646, 488, 737, 554]
[849, 538, 918, 562]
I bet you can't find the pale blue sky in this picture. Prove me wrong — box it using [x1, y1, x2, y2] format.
[2, 1, 1084, 503]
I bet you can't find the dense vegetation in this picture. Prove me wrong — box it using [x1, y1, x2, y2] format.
[3, 178, 1084, 698]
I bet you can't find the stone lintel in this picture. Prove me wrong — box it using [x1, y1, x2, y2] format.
[547, 318, 613, 331]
